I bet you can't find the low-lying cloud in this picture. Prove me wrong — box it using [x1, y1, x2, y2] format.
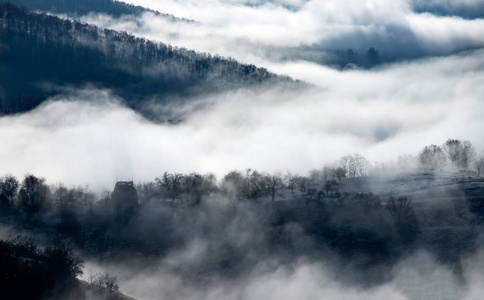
[1, 48, 483, 191]
[83, 230, 484, 300]
[76, 0, 484, 71]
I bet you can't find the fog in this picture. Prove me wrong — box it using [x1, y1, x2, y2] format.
[89, 260, 409, 300]
[2, 1, 484, 299]
[1, 47, 484, 191]
[85, 248, 484, 300]
[78, 0, 484, 70]
[73, 194, 484, 300]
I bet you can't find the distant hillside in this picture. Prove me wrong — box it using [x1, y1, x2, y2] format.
[0, 3, 301, 118]
[1, 0, 189, 21]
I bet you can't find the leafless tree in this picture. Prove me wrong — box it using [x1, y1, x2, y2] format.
[442, 139, 476, 169]
[156, 172, 184, 202]
[244, 169, 265, 200]
[264, 173, 285, 202]
[181, 172, 218, 206]
[309, 169, 324, 185]
[334, 167, 346, 183]
[419, 145, 447, 170]
[295, 176, 312, 195]
[222, 170, 246, 200]
[0, 174, 19, 208]
[18, 174, 50, 223]
[387, 196, 414, 223]
[88, 270, 120, 293]
[459, 140, 476, 169]
[284, 172, 298, 194]
[324, 179, 338, 196]
[339, 154, 369, 178]
[136, 181, 159, 204]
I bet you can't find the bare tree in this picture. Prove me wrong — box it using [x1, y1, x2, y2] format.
[156, 172, 184, 202]
[295, 176, 312, 195]
[340, 154, 369, 178]
[264, 173, 285, 202]
[223, 169, 265, 201]
[387, 196, 414, 223]
[244, 169, 265, 200]
[88, 270, 120, 293]
[443, 139, 461, 166]
[136, 181, 159, 204]
[323, 179, 338, 197]
[181, 173, 218, 206]
[334, 167, 346, 183]
[18, 174, 50, 223]
[309, 169, 324, 185]
[284, 172, 298, 194]
[222, 170, 246, 200]
[442, 139, 476, 169]
[419, 145, 447, 170]
[459, 140, 476, 169]
[0, 174, 19, 208]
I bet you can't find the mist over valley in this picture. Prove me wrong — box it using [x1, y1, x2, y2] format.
[1, 1, 484, 299]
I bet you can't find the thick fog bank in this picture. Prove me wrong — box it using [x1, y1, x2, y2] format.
[1, 48, 483, 191]
[81, 209, 484, 300]
[81, 0, 484, 70]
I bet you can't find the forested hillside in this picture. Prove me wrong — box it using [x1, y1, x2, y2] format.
[1, 0, 185, 19]
[0, 3, 300, 117]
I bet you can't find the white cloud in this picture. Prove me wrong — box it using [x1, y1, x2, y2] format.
[1, 49, 484, 191]
[90, 0, 484, 69]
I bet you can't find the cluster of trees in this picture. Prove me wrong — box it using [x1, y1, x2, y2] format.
[359, 138, 483, 175]
[0, 237, 83, 299]
[1, 139, 480, 223]
[418, 138, 480, 171]
[271, 44, 385, 69]
[137, 166, 352, 206]
[0, 3, 300, 116]
[0, 173, 94, 230]
[87, 270, 119, 293]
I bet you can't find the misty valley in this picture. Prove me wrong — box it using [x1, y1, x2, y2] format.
[1, 0, 484, 300]
[2, 141, 484, 299]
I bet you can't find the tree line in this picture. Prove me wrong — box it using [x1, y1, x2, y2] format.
[0, 138, 481, 224]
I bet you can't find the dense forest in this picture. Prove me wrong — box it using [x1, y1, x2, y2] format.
[0, 3, 301, 118]
[1, 0, 187, 20]
[1, 138, 483, 298]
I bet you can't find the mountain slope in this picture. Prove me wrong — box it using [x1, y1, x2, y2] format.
[1, 0, 189, 21]
[0, 3, 302, 118]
